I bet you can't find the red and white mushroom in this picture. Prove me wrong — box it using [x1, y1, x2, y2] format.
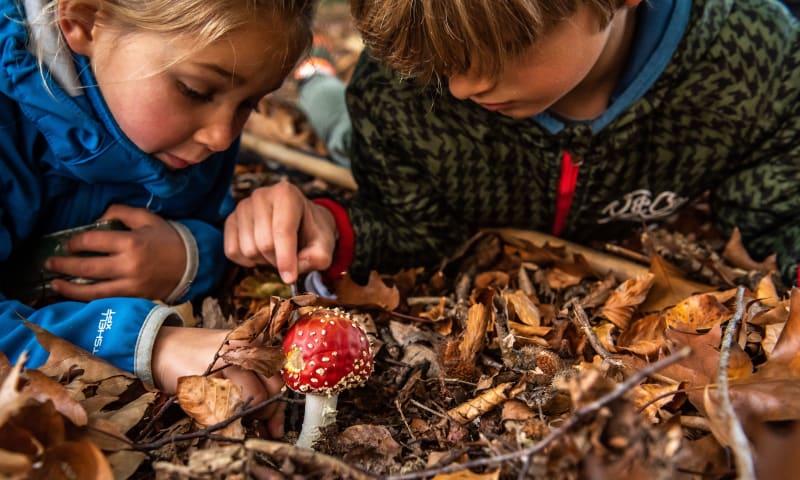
[282, 307, 373, 449]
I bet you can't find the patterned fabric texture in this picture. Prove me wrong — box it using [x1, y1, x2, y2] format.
[344, 0, 800, 286]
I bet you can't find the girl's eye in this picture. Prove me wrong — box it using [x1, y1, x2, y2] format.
[243, 99, 262, 113]
[177, 82, 213, 103]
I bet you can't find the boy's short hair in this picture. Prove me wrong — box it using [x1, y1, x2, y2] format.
[351, 0, 624, 83]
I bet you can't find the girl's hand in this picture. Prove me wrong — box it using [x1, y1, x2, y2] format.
[224, 180, 337, 284]
[152, 326, 285, 438]
[46, 204, 185, 301]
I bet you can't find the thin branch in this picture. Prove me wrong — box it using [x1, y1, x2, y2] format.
[132, 394, 302, 451]
[384, 347, 691, 480]
[715, 286, 755, 479]
[566, 299, 621, 367]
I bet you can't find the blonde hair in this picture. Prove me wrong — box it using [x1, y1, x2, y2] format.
[351, 0, 624, 83]
[38, 0, 315, 78]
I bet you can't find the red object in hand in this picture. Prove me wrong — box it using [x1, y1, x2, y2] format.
[282, 307, 373, 396]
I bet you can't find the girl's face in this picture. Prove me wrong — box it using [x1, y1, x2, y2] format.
[74, 23, 297, 170]
[446, 2, 637, 120]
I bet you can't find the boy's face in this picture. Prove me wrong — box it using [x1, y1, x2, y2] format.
[447, 3, 631, 120]
[78, 25, 296, 170]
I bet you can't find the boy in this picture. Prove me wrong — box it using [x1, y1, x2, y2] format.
[225, 0, 800, 289]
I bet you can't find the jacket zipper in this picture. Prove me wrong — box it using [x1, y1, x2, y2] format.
[551, 150, 581, 236]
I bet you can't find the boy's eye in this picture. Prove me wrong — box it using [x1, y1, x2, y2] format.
[177, 82, 213, 103]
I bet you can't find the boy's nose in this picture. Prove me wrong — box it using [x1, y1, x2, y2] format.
[447, 73, 494, 100]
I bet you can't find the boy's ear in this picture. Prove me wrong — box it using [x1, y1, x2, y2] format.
[57, 1, 101, 56]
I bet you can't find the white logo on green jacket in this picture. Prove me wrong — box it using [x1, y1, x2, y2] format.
[598, 189, 687, 224]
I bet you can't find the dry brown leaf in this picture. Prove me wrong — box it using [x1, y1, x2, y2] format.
[335, 271, 400, 310]
[765, 288, 800, 368]
[220, 345, 284, 379]
[662, 294, 731, 330]
[37, 440, 113, 480]
[545, 266, 583, 290]
[417, 297, 449, 322]
[592, 322, 618, 353]
[507, 321, 552, 339]
[459, 303, 490, 364]
[22, 369, 87, 427]
[503, 290, 542, 327]
[0, 448, 32, 477]
[722, 228, 778, 273]
[600, 273, 655, 329]
[447, 382, 512, 424]
[26, 322, 133, 385]
[93, 391, 157, 435]
[501, 399, 534, 422]
[474, 271, 510, 289]
[754, 275, 781, 308]
[630, 383, 684, 423]
[339, 424, 402, 460]
[718, 289, 800, 422]
[640, 255, 717, 313]
[433, 470, 500, 480]
[3, 401, 64, 453]
[106, 450, 147, 480]
[616, 313, 666, 358]
[228, 301, 275, 342]
[84, 417, 133, 451]
[234, 272, 293, 300]
[0, 353, 29, 427]
[177, 376, 244, 439]
[702, 385, 737, 449]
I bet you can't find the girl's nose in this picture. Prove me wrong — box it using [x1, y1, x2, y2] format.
[194, 110, 243, 152]
[447, 72, 495, 100]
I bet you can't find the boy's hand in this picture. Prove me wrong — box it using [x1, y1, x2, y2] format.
[152, 326, 286, 438]
[224, 181, 337, 284]
[46, 204, 185, 301]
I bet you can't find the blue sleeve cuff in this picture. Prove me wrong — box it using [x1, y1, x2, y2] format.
[171, 219, 226, 302]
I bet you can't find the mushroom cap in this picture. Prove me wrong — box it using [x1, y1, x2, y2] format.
[282, 307, 373, 396]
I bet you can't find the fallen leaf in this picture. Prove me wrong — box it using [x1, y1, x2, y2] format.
[220, 345, 284, 379]
[640, 255, 716, 313]
[177, 376, 244, 439]
[600, 273, 655, 329]
[722, 228, 778, 273]
[335, 271, 400, 310]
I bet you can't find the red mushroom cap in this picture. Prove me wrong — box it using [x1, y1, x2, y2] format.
[282, 308, 373, 396]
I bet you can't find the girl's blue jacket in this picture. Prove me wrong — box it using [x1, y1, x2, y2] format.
[0, 0, 237, 384]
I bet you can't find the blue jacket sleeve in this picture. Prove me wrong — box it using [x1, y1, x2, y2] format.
[171, 218, 227, 303]
[0, 294, 182, 385]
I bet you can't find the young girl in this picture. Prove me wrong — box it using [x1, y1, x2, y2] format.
[0, 0, 315, 437]
[226, 0, 800, 290]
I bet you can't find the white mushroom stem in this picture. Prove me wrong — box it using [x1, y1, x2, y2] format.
[295, 393, 339, 449]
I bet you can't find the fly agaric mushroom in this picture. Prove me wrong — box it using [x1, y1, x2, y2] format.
[282, 307, 373, 449]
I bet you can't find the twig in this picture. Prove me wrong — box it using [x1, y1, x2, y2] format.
[245, 439, 377, 480]
[240, 132, 357, 190]
[132, 394, 301, 451]
[139, 395, 177, 438]
[602, 243, 650, 265]
[409, 398, 449, 420]
[492, 294, 516, 365]
[715, 286, 755, 479]
[565, 299, 621, 367]
[396, 398, 416, 442]
[384, 347, 691, 480]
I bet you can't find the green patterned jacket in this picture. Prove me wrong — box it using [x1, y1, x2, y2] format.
[343, 0, 800, 285]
